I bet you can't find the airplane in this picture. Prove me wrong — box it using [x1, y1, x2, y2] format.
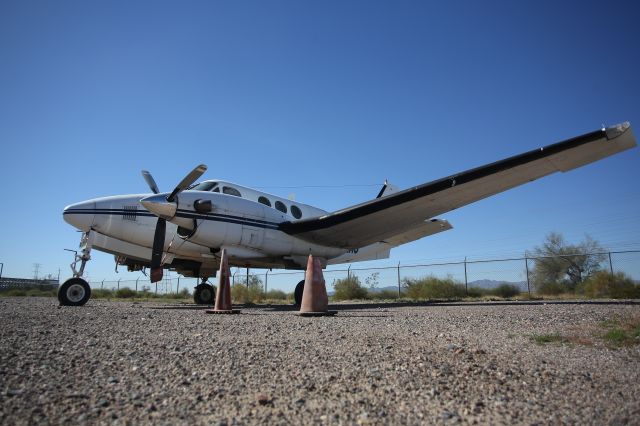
[60, 122, 637, 306]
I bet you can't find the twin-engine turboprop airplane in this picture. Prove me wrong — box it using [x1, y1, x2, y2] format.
[61, 122, 636, 306]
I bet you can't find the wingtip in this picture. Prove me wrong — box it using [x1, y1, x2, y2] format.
[605, 121, 631, 139]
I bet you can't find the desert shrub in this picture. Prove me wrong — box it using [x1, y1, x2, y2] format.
[165, 288, 192, 299]
[231, 283, 249, 303]
[0, 289, 28, 297]
[466, 287, 486, 298]
[91, 289, 114, 299]
[115, 288, 137, 298]
[231, 282, 264, 303]
[375, 289, 401, 300]
[403, 275, 466, 299]
[582, 271, 640, 299]
[534, 281, 566, 296]
[333, 276, 368, 301]
[264, 289, 287, 300]
[1, 288, 57, 297]
[491, 283, 521, 298]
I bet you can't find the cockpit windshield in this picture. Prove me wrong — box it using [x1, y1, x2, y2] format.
[189, 181, 219, 192]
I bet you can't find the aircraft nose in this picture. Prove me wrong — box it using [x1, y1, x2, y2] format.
[63, 200, 96, 231]
[140, 194, 177, 219]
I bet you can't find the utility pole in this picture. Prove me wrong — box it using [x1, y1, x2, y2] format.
[33, 263, 41, 281]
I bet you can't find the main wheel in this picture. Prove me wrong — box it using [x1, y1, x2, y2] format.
[194, 283, 215, 305]
[294, 280, 305, 306]
[58, 278, 91, 306]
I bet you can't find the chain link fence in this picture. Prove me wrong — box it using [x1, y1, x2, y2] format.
[87, 250, 640, 297]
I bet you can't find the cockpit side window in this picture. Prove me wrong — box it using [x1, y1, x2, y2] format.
[223, 186, 242, 197]
[190, 181, 217, 192]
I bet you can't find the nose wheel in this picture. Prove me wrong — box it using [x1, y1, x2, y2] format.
[58, 277, 91, 306]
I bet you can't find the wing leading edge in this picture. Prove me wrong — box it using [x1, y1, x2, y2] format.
[280, 122, 636, 249]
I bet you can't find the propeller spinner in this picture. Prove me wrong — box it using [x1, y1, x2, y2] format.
[140, 164, 207, 283]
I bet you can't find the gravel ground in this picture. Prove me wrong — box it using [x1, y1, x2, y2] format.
[1, 297, 639, 425]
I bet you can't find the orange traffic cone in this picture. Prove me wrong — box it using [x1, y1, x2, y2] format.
[299, 255, 337, 316]
[206, 249, 240, 314]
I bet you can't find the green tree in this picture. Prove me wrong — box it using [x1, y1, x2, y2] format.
[529, 232, 606, 293]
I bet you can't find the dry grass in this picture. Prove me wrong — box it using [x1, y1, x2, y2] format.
[533, 313, 640, 349]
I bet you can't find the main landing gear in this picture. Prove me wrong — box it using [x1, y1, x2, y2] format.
[194, 278, 216, 305]
[59, 231, 93, 306]
[294, 279, 305, 306]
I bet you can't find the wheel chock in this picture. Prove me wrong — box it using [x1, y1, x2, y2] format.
[298, 255, 337, 317]
[206, 249, 240, 315]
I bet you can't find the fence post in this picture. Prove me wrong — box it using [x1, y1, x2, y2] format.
[347, 265, 351, 280]
[397, 261, 401, 299]
[608, 252, 614, 274]
[135, 277, 139, 292]
[525, 256, 531, 296]
[464, 257, 468, 296]
[117, 279, 121, 291]
[265, 270, 269, 293]
[177, 277, 180, 294]
[101, 279, 104, 289]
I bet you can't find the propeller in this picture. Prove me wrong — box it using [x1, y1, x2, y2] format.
[141, 170, 160, 194]
[140, 164, 208, 283]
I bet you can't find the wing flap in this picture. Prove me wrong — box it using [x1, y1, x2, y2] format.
[280, 123, 636, 248]
[383, 219, 453, 246]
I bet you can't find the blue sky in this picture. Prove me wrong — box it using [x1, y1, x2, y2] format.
[1, 1, 639, 286]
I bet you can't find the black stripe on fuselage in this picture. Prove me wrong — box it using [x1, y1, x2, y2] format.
[63, 209, 156, 218]
[64, 208, 281, 230]
[176, 210, 279, 229]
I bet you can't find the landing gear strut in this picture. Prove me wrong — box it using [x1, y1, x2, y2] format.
[194, 278, 216, 305]
[59, 231, 93, 306]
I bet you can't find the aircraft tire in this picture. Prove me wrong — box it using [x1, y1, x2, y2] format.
[194, 283, 215, 305]
[58, 278, 91, 306]
[293, 280, 305, 306]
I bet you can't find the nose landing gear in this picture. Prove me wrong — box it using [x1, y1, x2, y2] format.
[59, 231, 94, 306]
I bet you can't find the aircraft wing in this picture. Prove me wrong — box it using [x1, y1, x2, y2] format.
[279, 122, 636, 249]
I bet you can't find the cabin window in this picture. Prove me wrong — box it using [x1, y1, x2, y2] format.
[291, 205, 302, 219]
[275, 201, 287, 213]
[223, 186, 242, 197]
[258, 196, 272, 207]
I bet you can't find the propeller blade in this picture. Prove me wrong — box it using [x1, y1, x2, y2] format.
[141, 170, 160, 194]
[166, 164, 207, 202]
[150, 218, 166, 283]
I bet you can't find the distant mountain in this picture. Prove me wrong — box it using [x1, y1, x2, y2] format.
[367, 285, 401, 293]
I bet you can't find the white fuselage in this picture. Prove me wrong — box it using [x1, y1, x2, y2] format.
[63, 180, 390, 277]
